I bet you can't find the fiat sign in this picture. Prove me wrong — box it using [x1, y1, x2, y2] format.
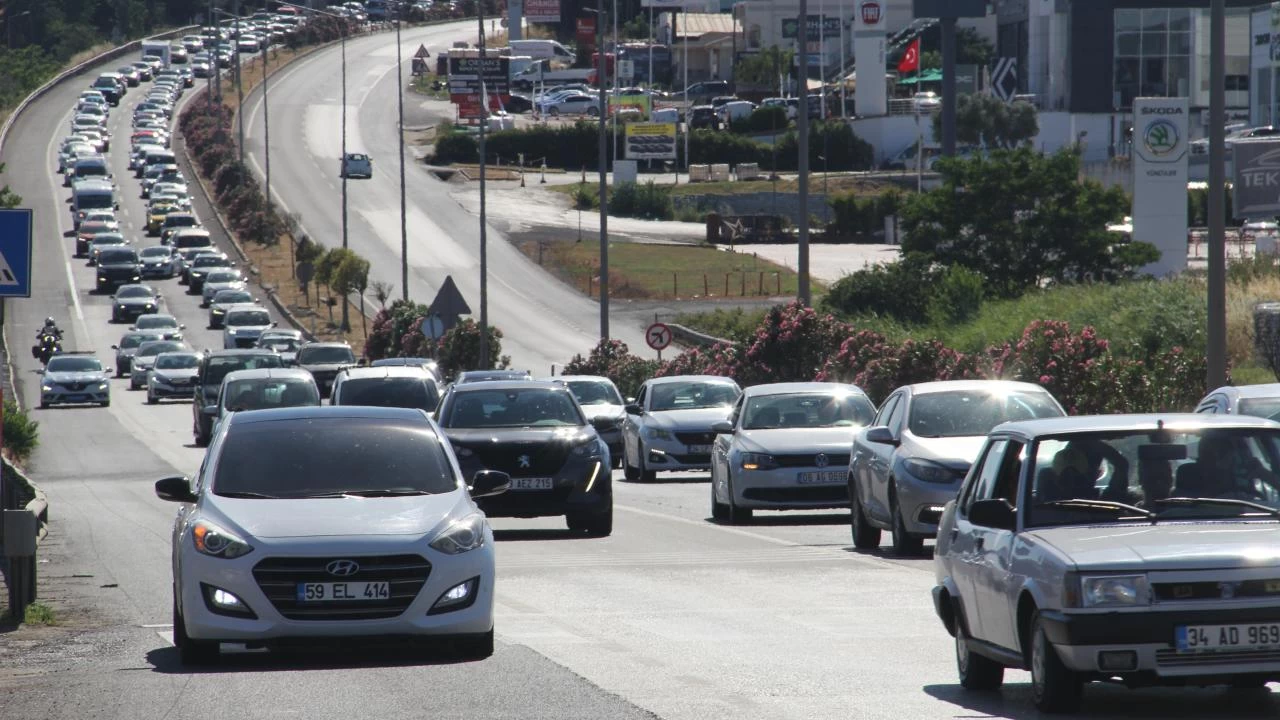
[861, 1, 881, 26]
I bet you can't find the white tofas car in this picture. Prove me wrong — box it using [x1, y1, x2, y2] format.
[710, 382, 876, 524]
[156, 405, 511, 664]
[621, 375, 741, 481]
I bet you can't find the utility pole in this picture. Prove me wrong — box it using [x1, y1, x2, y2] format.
[235, 1, 244, 166]
[477, 2, 490, 368]
[598, 0, 610, 342]
[1207, 0, 1227, 388]
[397, 3, 409, 302]
[206, 0, 215, 110]
[340, 16, 348, 250]
[261, 40, 270, 213]
[796, 0, 811, 305]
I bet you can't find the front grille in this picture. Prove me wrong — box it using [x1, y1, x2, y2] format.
[63, 382, 88, 391]
[474, 442, 571, 476]
[675, 431, 716, 446]
[252, 554, 431, 621]
[775, 453, 851, 468]
[234, 337, 256, 348]
[743, 486, 847, 503]
[667, 453, 711, 465]
[1154, 580, 1280, 602]
[1156, 648, 1280, 667]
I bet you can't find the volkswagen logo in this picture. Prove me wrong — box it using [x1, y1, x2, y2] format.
[1143, 119, 1179, 157]
[518, 454, 532, 469]
[814, 453, 829, 468]
[325, 559, 360, 577]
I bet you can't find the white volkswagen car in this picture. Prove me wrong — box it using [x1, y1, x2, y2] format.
[621, 375, 741, 481]
[709, 382, 876, 524]
[156, 405, 510, 664]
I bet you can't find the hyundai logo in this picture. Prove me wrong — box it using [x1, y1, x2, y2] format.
[815, 453, 829, 468]
[518, 454, 532, 469]
[325, 559, 360, 577]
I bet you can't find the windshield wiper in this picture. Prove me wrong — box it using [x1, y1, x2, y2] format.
[305, 489, 430, 498]
[1037, 499, 1156, 521]
[216, 491, 278, 499]
[1150, 497, 1280, 519]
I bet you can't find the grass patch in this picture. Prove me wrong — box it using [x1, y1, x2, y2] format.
[517, 240, 813, 300]
[410, 72, 448, 99]
[23, 602, 56, 626]
[675, 306, 768, 342]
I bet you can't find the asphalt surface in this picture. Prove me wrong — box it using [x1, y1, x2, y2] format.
[2, 23, 1279, 720]
[239, 21, 651, 372]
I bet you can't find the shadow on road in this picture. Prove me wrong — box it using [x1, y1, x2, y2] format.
[924, 681, 1280, 719]
[623, 474, 708, 485]
[145, 642, 486, 674]
[492, 528, 582, 542]
[709, 512, 851, 528]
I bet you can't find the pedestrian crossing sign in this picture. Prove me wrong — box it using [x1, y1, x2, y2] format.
[0, 209, 33, 297]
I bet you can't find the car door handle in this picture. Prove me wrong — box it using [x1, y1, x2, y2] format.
[950, 529, 959, 542]
[974, 537, 984, 550]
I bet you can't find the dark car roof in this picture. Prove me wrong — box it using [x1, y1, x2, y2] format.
[451, 380, 564, 393]
[205, 348, 280, 357]
[226, 405, 432, 426]
[456, 370, 531, 382]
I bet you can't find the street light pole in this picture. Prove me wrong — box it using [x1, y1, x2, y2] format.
[261, 39, 270, 214]
[235, 1, 244, 167]
[598, 0, 609, 342]
[796, 0, 811, 305]
[477, 2, 490, 368]
[1207, 0, 1227, 388]
[340, 17, 348, 251]
[396, 4, 409, 302]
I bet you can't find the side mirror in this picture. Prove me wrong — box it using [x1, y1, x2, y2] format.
[104, 367, 113, 374]
[202, 404, 218, 417]
[969, 498, 1016, 531]
[179, 324, 186, 330]
[36, 368, 44, 375]
[154, 475, 196, 503]
[110, 344, 119, 350]
[865, 426, 899, 446]
[469, 469, 510, 499]
[625, 403, 642, 415]
[589, 415, 615, 432]
[711, 420, 734, 434]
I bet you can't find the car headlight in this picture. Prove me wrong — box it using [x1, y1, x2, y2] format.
[572, 437, 603, 457]
[212, 309, 224, 315]
[644, 426, 674, 441]
[1079, 574, 1150, 608]
[429, 513, 487, 555]
[190, 520, 253, 559]
[41, 384, 53, 392]
[741, 452, 777, 471]
[903, 458, 961, 484]
[97, 382, 108, 390]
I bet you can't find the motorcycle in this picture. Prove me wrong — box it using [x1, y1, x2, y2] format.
[32, 332, 63, 366]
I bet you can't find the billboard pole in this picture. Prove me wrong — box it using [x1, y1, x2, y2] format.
[797, 0, 810, 306]
[477, 3, 490, 369]
[1207, 0, 1227, 388]
[598, 0, 610, 342]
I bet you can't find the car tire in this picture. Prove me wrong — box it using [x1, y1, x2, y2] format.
[889, 486, 924, 556]
[587, 107, 599, 116]
[623, 444, 641, 482]
[549, 107, 560, 116]
[452, 628, 494, 661]
[39, 399, 49, 409]
[100, 400, 110, 407]
[147, 392, 158, 405]
[956, 614, 1004, 691]
[711, 476, 730, 522]
[173, 593, 219, 665]
[850, 485, 881, 550]
[1030, 611, 1082, 714]
[567, 502, 612, 537]
[726, 476, 752, 524]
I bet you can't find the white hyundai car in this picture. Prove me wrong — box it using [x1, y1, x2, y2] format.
[156, 405, 510, 664]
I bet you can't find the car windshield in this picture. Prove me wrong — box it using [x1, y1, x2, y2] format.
[117, 286, 153, 299]
[742, 392, 876, 430]
[215, 291, 253, 304]
[909, 390, 1062, 438]
[298, 346, 355, 364]
[119, 334, 157, 349]
[137, 341, 183, 358]
[566, 379, 622, 406]
[260, 337, 299, 351]
[137, 317, 176, 330]
[227, 311, 269, 326]
[92, 235, 125, 246]
[649, 381, 739, 411]
[1238, 398, 1280, 422]
[212, 419, 457, 498]
[47, 357, 102, 372]
[78, 194, 113, 209]
[1025, 428, 1280, 527]
[194, 256, 227, 267]
[339, 377, 439, 411]
[140, 247, 170, 258]
[156, 353, 198, 369]
[445, 388, 582, 428]
[222, 378, 319, 411]
[204, 355, 282, 385]
[99, 249, 137, 263]
[206, 271, 242, 283]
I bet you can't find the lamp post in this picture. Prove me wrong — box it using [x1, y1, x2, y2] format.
[585, 4, 610, 342]
[261, 39, 270, 215]
[477, 1, 490, 367]
[212, 7, 247, 166]
[1207, 0, 1227, 388]
[796, 0, 811, 305]
[396, 1, 408, 302]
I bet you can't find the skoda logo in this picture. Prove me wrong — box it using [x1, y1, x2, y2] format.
[814, 453, 829, 468]
[518, 454, 532, 469]
[325, 559, 360, 577]
[1143, 119, 1179, 157]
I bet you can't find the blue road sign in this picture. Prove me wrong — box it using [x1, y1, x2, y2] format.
[0, 209, 33, 298]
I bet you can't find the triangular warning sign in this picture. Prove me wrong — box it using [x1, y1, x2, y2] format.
[414, 44, 430, 59]
[428, 275, 471, 323]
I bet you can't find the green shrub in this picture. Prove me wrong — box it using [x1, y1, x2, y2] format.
[436, 319, 510, 380]
[570, 182, 598, 210]
[4, 398, 39, 464]
[610, 181, 673, 220]
[820, 253, 941, 325]
[675, 307, 767, 343]
[827, 188, 902, 238]
[928, 265, 986, 325]
[730, 105, 789, 134]
[433, 132, 478, 164]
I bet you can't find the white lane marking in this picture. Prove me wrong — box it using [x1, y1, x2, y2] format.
[157, 630, 174, 645]
[141, 623, 173, 628]
[43, 108, 88, 331]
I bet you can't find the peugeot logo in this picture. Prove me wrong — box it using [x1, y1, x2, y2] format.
[815, 453, 829, 468]
[325, 559, 360, 577]
[518, 454, 532, 469]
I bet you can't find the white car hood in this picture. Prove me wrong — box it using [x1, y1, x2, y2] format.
[1028, 523, 1280, 571]
[738, 427, 857, 454]
[209, 491, 466, 539]
[645, 407, 733, 430]
[901, 433, 987, 466]
[579, 403, 625, 422]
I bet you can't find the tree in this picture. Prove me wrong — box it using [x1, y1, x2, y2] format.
[931, 93, 1038, 150]
[911, 25, 995, 68]
[734, 45, 794, 90]
[316, 247, 353, 326]
[333, 253, 371, 338]
[436, 319, 510, 380]
[899, 148, 1148, 297]
[0, 164, 20, 209]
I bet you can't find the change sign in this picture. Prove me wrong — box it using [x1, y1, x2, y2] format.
[1233, 139, 1280, 218]
[625, 123, 677, 160]
[447, 55, 511, 95]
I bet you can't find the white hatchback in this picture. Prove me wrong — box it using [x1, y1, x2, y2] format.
[156, 405, 510, 664]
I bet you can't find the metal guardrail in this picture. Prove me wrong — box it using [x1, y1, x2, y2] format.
[0, 23, 198, 622]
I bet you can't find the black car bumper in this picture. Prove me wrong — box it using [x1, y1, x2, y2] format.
[475, 462, 611, 519]
[1039, 607, 1280, 647]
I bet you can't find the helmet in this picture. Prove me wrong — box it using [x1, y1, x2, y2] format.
[44, 317, 56, 327]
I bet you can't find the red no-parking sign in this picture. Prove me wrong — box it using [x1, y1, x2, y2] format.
[646, 322, 672, 351]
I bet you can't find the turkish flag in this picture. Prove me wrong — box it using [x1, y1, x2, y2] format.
[898, 38, 920, 73]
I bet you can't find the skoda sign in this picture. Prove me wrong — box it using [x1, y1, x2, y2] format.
[1130, 97, 1189, 277]
[1134, 102, 1186, 164]
[1143, 120, 1179, 158]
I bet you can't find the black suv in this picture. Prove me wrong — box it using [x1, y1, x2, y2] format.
[294, 342, 358, 398]
[689, 105, 719, 130]
[436, 381, 614, 536]
[96, 247, 142, 292]
[191, 349, 283, 446]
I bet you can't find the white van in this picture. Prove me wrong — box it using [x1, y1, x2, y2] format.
[508, 40, 576, 64]
[71, 180, 117, 229]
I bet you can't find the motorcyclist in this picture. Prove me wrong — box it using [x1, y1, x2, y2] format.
[37, 317, 63, 341]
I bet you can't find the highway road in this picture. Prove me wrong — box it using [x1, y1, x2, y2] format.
[1, 23, 1278, 720]
[239, 21, 650, 373]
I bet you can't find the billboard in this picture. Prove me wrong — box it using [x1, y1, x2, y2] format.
[1233, 139, 1280, 218]
[625, 123, 677, 160]
[577, 17, 597, 50]
[526, 0, 559, 23]
[610, 94, 652, 117]
[1131, 97, 1190, 276]
[640, 0, 717, 8]
[447, 54, 511, 95]
[781, 15, 842, 41]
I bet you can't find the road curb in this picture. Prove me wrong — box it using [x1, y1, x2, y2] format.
[668, 323, 734, 349]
